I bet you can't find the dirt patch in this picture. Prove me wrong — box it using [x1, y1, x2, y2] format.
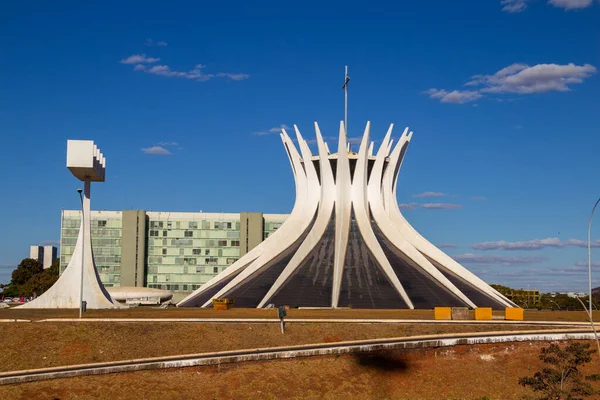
[0, 322, 561, 372]
[3, 340, 600, 399]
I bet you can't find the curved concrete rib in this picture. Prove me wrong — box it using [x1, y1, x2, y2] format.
[257, 122, 335, 307]
[178, 131, 309, 307]
[368, 126, 476, 308]
[200, 128, 321, 306]
[331, 122, 352, 308]
[19, 182, 119, 309]
[384, 135, 515, 308]
[350, 122, 414, 309]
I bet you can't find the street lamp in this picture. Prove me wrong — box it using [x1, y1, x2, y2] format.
[588, 197, 600, 325]
[77, 188, 84, 319]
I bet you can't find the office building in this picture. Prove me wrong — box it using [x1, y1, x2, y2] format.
[60, 210, 287, 302]
[29, 246, 44, 264]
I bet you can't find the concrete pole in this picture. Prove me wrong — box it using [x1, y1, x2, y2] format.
[79, 180, 91, 318]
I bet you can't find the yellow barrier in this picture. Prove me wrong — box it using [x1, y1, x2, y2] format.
[212, 298, 235, 310]
[434, 307, 452, 320]
[475, 307, 492, 320]
[505, 307, 524, 321]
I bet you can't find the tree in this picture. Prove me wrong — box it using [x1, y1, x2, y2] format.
[519, 342, 598, 399]
[1, 258, 60, 297]
[11, 258, 43, 286]
[18, 260, 60, 297]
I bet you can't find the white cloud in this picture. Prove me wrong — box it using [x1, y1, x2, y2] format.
[126, 61, 249, 83]
[425, 62, 596, 104]
[437, 243, 457, 249]
[452, 253, 547, 266]
[253, 124, 290, 136]
[398, 202, 462, 210]
[413, 191, 447, 198]
[145, 39, 168, 47]
[156, 141, 179, 146]
[469, 63, 596, 94]
[424, 88, 482, 104]
[216, 72, 250, 81]
[120, 54, 160, 65]
[420, 203, 462, 210]
[501, 0, 528, 12]
[141, 146, 172, 155]
[501, 0, 594, 13]
[548, 0, 594, 9]
[472, 237, 600, 250]
[398, 203, 419, 210]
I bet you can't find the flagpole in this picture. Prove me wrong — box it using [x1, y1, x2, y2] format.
[344, 66, 348, 135]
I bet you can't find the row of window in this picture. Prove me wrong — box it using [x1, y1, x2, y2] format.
[62, 228, 121, 237]
[147, 283, 202, 291]
[149, 221, 238, 230]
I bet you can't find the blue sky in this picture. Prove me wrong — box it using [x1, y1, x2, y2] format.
[1, 0, 599, 292]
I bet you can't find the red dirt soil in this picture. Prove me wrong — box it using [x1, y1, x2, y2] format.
[3, 340, 600, 399]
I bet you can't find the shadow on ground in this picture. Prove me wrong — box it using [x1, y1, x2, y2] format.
[353, 350, 410, 372]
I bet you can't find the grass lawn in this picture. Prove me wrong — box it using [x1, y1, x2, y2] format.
[2, 340, 599, 399]
[2, 306, 598, 322]
[0, 322, 564, 372]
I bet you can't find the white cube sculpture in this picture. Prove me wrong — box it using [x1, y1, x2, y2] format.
[19, 140, 121, 309]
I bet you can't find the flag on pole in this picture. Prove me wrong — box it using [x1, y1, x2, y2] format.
[342, 74, 350, 89]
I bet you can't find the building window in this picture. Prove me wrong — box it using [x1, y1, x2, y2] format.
[196, 267, 203, 273]
[213, 267, 219, 274]
[162, 248, 167, 255]
[153, 276, 157, 283]
[183, 285, 188, 291]
[179, 248, 184, 256]
[189, 222, 198, 229]
[167, 221, 172, 229]
[193, 249, 201, 255]
[231, 240, 240, 247]
[162, 230, 167, 237]
[184, 231, 193, 238]
[218, 240, 227, 247]
[97, 220, 107, 227]
[150, 230, 159, 237]
[184, 257, 196, 265]
[226, 258, 238, 264]
[214, 222, 220, 229]
[205, 249, 210, 255]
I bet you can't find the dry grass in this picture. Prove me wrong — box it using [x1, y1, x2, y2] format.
[2, 306, 598, 322]
[3, 340, 600, 399]
[0, 322, 560, 372]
